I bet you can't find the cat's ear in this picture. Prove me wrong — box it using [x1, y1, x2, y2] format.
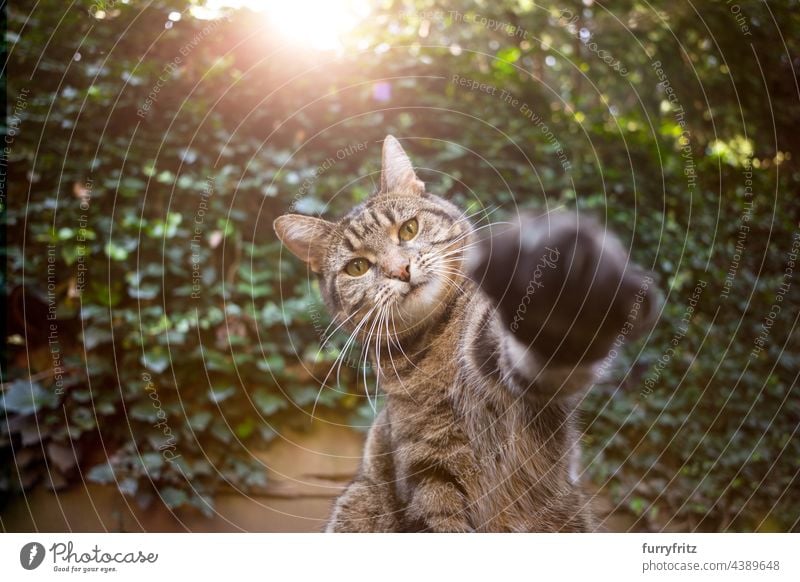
[380, 135, 425, 195]
[273, 214, 334, 273]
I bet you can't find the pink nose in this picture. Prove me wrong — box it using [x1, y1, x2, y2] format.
[383, 259, 411, 282]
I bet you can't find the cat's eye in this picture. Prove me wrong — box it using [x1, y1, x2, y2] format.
[345, 257, 371, 277]
[398, 218, 419, 241]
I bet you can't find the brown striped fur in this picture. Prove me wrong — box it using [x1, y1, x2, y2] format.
[274, 136, 652, 532]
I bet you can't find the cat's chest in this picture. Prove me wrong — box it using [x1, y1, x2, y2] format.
[376, 325, 464, 393]
[458, 389, 575, 530]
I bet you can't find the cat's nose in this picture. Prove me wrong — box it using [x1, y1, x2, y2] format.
[384, 259, 411, 282]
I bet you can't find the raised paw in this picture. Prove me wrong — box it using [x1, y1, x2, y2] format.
[468, 212, 659, 365]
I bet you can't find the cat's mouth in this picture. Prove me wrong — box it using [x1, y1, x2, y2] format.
[385, 275, 428, 298]
[396, 276, 443, 310]
[398, 277, 437, 302]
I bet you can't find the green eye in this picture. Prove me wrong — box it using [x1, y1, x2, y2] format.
[399, 218, 419, 241]
[345, 258, 370, 277]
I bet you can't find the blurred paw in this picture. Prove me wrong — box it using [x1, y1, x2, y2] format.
[468, 212, 659, 364]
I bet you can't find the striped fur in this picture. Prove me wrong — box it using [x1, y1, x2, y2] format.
[274, 136, 652, 532]
[322, 281, 594, 532]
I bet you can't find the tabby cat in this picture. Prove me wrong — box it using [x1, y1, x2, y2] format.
[273, 136, 656, 532]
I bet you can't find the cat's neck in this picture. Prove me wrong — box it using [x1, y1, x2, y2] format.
[370, 284, 474, 378]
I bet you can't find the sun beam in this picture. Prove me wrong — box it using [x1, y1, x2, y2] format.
[195, 0, 371, 51]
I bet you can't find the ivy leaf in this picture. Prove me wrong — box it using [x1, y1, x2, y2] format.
[260, 302, 288, 326]
[190, 493, 215, 518]
[87, 461, 115, 484]
[47, 442, 77, 473]
[104, 241, 129, 261]
[189, 410, 213, 431]
[130, 401, 158, 422]
[82, 326, 114, 350]
[256, 354, 285, 374]
[160, 487, 188, 509]
[0, 380, 59, 415]
[289, 385, 325, 407]
[210, 420, 233, 443]
[118, 477, 139, 496]
[253, 390, 287, 416]
[128, 283, 160, 300]
[141, 350, 170, 374]
[140, 452, 165, 473]
[208, 385, 236, 403]
[235, 418, 255, 439]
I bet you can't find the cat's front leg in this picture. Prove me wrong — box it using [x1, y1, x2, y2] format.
[469, 213, 658, 387]
[406, 478, 474, 533]
[325, 410, 402, 532]
[405, 477, 474, 532]
[326, 478, 400, 532]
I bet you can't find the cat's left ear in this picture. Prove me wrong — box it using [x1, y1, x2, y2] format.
[273, 214, 334, 273]
[380, 135, 425, 195]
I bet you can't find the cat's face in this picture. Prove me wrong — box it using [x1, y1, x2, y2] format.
[319, 192, 470, 336]
[274, 136, 472, 339]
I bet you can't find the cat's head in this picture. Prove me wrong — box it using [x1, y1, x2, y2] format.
[274, 136, 472, 340]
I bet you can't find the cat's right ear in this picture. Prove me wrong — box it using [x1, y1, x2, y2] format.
[273, 214, 334, 273]
[380, 135, 425, 195]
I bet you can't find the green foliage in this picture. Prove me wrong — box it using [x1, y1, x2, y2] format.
[3, 0, 799, 530]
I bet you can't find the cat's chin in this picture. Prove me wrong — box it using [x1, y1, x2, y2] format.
[391, 276, 452, 333]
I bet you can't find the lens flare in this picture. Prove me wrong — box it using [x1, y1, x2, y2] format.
[195, 0, 370, 50]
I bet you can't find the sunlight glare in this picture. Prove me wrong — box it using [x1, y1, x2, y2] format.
[195, 0, 370, 50]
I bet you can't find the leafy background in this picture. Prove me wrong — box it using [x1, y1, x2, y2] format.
[3, 0, 799, 531]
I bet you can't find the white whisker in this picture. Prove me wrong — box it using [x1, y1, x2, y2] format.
[311, 301, 380, 422]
